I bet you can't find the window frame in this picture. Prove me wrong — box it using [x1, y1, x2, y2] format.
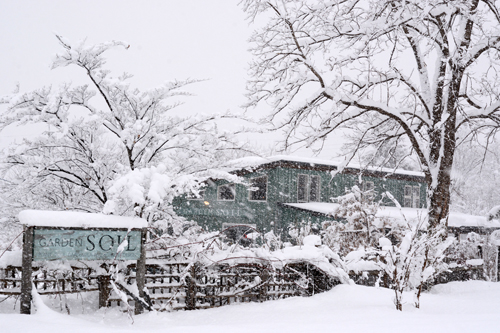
[217, 183, 236, 201]
[297, 174, 309, 202]
[248, 175, 268, 202]
[297, 174, 321, 203]
[404, 185, 413, 208]
[309, 175, 321, 202]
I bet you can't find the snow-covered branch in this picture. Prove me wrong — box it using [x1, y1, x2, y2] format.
[242, 0, 500, 232]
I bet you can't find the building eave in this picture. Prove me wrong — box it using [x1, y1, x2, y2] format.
[229, 156, 426, 183]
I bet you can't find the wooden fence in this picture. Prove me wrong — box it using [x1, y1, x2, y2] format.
[0, 266, 98, 296]
[2, 261, 485, 312]
[106, 261, 337, 311]
[0, 261, 338, 312]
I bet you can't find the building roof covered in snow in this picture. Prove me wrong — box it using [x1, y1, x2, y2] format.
[224, 155, 425, 181]
[281, 202, 500, 229]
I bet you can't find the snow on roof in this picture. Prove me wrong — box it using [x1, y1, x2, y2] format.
[487, 205, 500, 220]
[225, 155, 425, 178]
[18, 210, 147, 229]
[282, 203, 500, 228]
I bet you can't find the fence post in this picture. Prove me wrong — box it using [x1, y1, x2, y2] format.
[185, 264, 197, 310]
[497, 246, 499, 282]
[135, 228, 148, 315]
[20, 226, 33, 314]
[97, 275, 111, 308]
[259, 267, 269, 302]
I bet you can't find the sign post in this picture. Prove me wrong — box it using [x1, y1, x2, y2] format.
[20, 226, 33, 315]
[135, 228, 147, 315]
[18, 210, 148, 315]
[97, 274, 111, 308]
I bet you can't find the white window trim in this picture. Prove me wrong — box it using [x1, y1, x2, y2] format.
[217, 183, 235, 201]
[248, 175, 268, 202]
[404, 185, 413, 207]
[363, 181, 374, 192]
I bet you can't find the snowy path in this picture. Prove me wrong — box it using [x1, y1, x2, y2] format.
[1, 281, 499, 333]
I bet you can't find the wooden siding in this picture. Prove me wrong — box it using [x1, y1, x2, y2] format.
[173, 161, 427, 234]
[235, 160, 425, 183]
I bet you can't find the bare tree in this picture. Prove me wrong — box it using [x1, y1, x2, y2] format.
[241, 0, 500, 233]
[451, 137, 500, 215]
[0, 36, 247, 221]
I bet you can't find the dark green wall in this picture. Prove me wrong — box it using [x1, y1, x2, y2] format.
[172, 164, 427, 235]
[329, 173, 426, 208]
[172, 170, 280, 233]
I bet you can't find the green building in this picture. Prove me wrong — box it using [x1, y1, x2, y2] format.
[172, 156, 427, 237]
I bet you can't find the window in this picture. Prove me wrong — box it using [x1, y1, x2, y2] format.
[218, 183, 235, 201]
[412, 186, 420, 208]
[297, 175, 308, 202]
[309, 175, 320, 202]
[404, 185, 421, 208]
[404, 185, 412, 207]
[187, 190, 205, 200]
[297, 174, 321, 202]
[363, 181, 375, 201]
[249, 176, 267, 201]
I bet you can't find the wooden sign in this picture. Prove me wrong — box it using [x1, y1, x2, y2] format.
[33, 228, 142, 261]
[18, 210, 149, 315]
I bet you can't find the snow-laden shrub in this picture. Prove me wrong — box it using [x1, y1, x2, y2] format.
[377, 220, 454, 310]
[445, 232, 484, 265]
[320, 185, 456, 310]
[288, 220, 321, 246]
[321, 186, 387, 257]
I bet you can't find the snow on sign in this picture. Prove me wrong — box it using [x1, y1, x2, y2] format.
[18, 210, 148, 315]
[32, 228, 141, 261]
[19, 210, 147, 261]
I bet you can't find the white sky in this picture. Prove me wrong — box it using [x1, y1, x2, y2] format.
[0, 0, 344, 158]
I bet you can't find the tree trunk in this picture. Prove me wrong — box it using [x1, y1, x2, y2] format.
[427, 71, 459, 234]
[427, 170, 451, 233]
[394, 289, 402, 311]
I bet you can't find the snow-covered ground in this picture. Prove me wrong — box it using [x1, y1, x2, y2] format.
[1, 281, 499, 333]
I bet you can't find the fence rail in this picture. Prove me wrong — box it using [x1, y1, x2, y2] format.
[0, 266, 98, 296]
[106, 262, 317, 311]
[0, 261, 336, 312]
